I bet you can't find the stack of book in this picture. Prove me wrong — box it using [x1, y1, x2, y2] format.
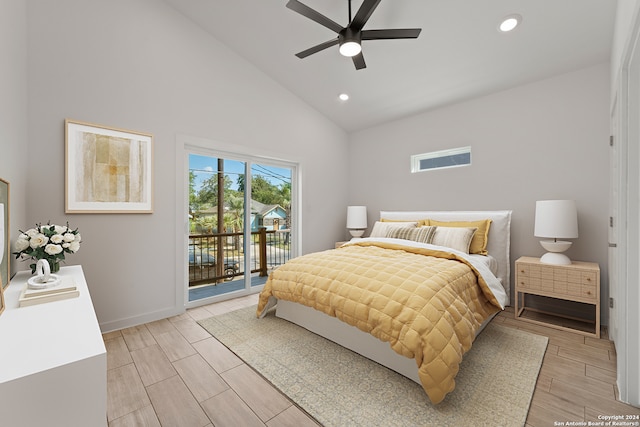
[18, 277, 79, 307]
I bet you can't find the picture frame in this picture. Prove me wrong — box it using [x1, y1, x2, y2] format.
[65, 119, 154, 213]
[1, 177, 9, 291]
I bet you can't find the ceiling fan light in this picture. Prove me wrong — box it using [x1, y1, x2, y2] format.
[339, 41, 361, 57]
[339, 27, 362, 57]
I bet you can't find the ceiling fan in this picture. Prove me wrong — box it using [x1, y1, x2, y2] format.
[286, 0, 421, 70]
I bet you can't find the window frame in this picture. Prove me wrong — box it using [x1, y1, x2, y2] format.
[411, 146, 472, 173]
[176, 135, 300, 309]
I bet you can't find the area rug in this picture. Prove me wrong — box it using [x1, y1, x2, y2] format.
[199, 306, 548, 427]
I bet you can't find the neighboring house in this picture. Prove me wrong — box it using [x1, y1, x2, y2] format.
[250, 200, 287, 231]
[194, 199, 287, 232]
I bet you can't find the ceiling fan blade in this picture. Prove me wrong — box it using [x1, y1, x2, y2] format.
[352, 52, 366, 70]
[295, 38, 339, 58]
[286, 0, 343, 34]
[350, 0, 382, 32]
[361, 28, 422, 40]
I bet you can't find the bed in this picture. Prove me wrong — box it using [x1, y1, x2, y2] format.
[256, 210, 512, 404]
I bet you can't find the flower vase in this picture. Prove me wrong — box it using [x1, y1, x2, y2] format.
[47, 259, 60, 273]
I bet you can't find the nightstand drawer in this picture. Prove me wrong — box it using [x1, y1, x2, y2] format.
[581, 284, 597, 301]
[517, 264, 531, 278]
[552, 282, 596, 301]
[518, 276, 541, 290]
[582, 271, 597, 285]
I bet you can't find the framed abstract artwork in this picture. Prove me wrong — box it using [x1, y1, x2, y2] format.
[65, 119, 154, 213]
[0, 177, 9, 291]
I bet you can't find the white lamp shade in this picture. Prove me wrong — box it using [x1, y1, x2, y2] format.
[346, 206, 367, 229]
[534, 200, 578, 239]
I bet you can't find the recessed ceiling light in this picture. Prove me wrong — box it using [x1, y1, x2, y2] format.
[499, 14, 522, 32]
[339, 93, 349, 101]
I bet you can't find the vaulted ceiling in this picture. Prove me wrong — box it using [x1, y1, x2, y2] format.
[164, 0, 616, 132]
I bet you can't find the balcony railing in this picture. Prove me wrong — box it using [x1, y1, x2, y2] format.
[188, 228, 291, 287]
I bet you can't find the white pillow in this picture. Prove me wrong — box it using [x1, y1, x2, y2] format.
[369, 221, 417, 238]
[431, 227, 477, 254]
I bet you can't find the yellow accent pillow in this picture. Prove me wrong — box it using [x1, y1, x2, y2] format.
[381, 218, 430, 226]
[426, 219, 492, 255]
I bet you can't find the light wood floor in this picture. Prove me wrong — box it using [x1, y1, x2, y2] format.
[103, 296, 640, 427]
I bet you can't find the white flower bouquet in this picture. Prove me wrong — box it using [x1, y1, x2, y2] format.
[13, 222, 81, 273]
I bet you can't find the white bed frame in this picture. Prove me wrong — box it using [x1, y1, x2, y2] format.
[275, 210, 512, 384]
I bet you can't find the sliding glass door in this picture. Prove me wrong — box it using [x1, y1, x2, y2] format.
[186, 151, 295, 305]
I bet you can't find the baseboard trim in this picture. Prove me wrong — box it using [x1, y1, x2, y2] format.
[99, 306, 184, 333]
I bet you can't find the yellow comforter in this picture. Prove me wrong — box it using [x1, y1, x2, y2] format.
[256, 240, 502, 404]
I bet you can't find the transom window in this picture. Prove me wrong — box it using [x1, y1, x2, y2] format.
[411, 146, 472, 173]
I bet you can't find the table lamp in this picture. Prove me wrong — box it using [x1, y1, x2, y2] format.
[534, 200, 578, 265]
[346, 206, 367, 238]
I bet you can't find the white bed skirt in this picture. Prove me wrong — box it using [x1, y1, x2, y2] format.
[275, 299, 422, 383]
[276, 300, 497, 384]
[275, 300, 497, 384]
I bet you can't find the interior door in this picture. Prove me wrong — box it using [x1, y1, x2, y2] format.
[608, 100, 618, 343]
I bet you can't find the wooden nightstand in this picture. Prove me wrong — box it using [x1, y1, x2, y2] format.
[515, 256, 600, 338]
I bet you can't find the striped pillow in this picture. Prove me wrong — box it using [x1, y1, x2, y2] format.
[431, 227, 478, 253]
[370, 221, 417, 238]
[426, 219, 492, 255]
[386, 226, 437, 244]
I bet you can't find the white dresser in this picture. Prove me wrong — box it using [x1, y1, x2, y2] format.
[0, 265, 107, 427]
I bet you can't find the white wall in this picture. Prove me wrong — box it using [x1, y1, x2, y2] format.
[0, 0, 28, 280]
[0, 0, 29, 285]
[25, 0, 349, 331]
[349, 63, 611, 319]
